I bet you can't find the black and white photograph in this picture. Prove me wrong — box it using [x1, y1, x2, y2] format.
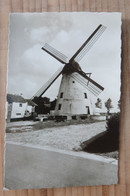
[5, 12, 121, 189]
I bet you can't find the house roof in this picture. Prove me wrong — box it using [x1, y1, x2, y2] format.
[7, 94, 26, 104]
[26, 99, 37, 106]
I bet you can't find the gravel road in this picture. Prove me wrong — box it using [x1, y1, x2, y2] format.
[6, 121, 106, 151]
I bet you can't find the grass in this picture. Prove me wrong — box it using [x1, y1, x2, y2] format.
[32, 118, 99, 130]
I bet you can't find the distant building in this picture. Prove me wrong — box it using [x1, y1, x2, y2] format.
[6, 94, 37, 122]
[25, 99, 37, 117]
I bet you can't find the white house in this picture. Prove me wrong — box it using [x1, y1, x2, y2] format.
[6, 94, 37, 122]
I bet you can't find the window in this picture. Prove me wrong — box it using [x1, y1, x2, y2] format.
[84, 93, 87, 99]
[72, 115, 77, 120]
[58, 104, 62, 110]
[16, 113, 21, 115]
[60, 92, 63, 98]
[19, 103, 22, 107]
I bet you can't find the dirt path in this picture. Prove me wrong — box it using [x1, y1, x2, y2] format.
[6, 121, 106, 151]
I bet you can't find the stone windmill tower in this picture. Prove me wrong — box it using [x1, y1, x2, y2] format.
[32, 24, 106, 120]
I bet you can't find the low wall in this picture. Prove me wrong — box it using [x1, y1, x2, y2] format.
[91, 115, 106, 121]
[5, 142, 118, 190]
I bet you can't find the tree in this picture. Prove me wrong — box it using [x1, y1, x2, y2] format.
[50, 99, 57, 110]
[105, 98, 113, 114]
[95, 98, 102, 109]
[32, 96, 50, 114]
[42, 97, 50, 104]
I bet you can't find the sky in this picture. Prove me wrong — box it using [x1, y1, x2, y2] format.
[7, 12, 122, 112]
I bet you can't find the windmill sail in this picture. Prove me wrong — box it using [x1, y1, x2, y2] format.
[71, 73, 103, 96]
[70, 69, 104, 96]
[42, 43, 68, 64]
[31, 66, 63, 99]
[69, 24, 106, 63]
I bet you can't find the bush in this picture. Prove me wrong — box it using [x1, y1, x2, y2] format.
[106, 112, 120, 137]
[80, 113, 120, 154]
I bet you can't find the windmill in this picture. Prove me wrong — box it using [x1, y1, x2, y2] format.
[32, 24, 106, 120]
